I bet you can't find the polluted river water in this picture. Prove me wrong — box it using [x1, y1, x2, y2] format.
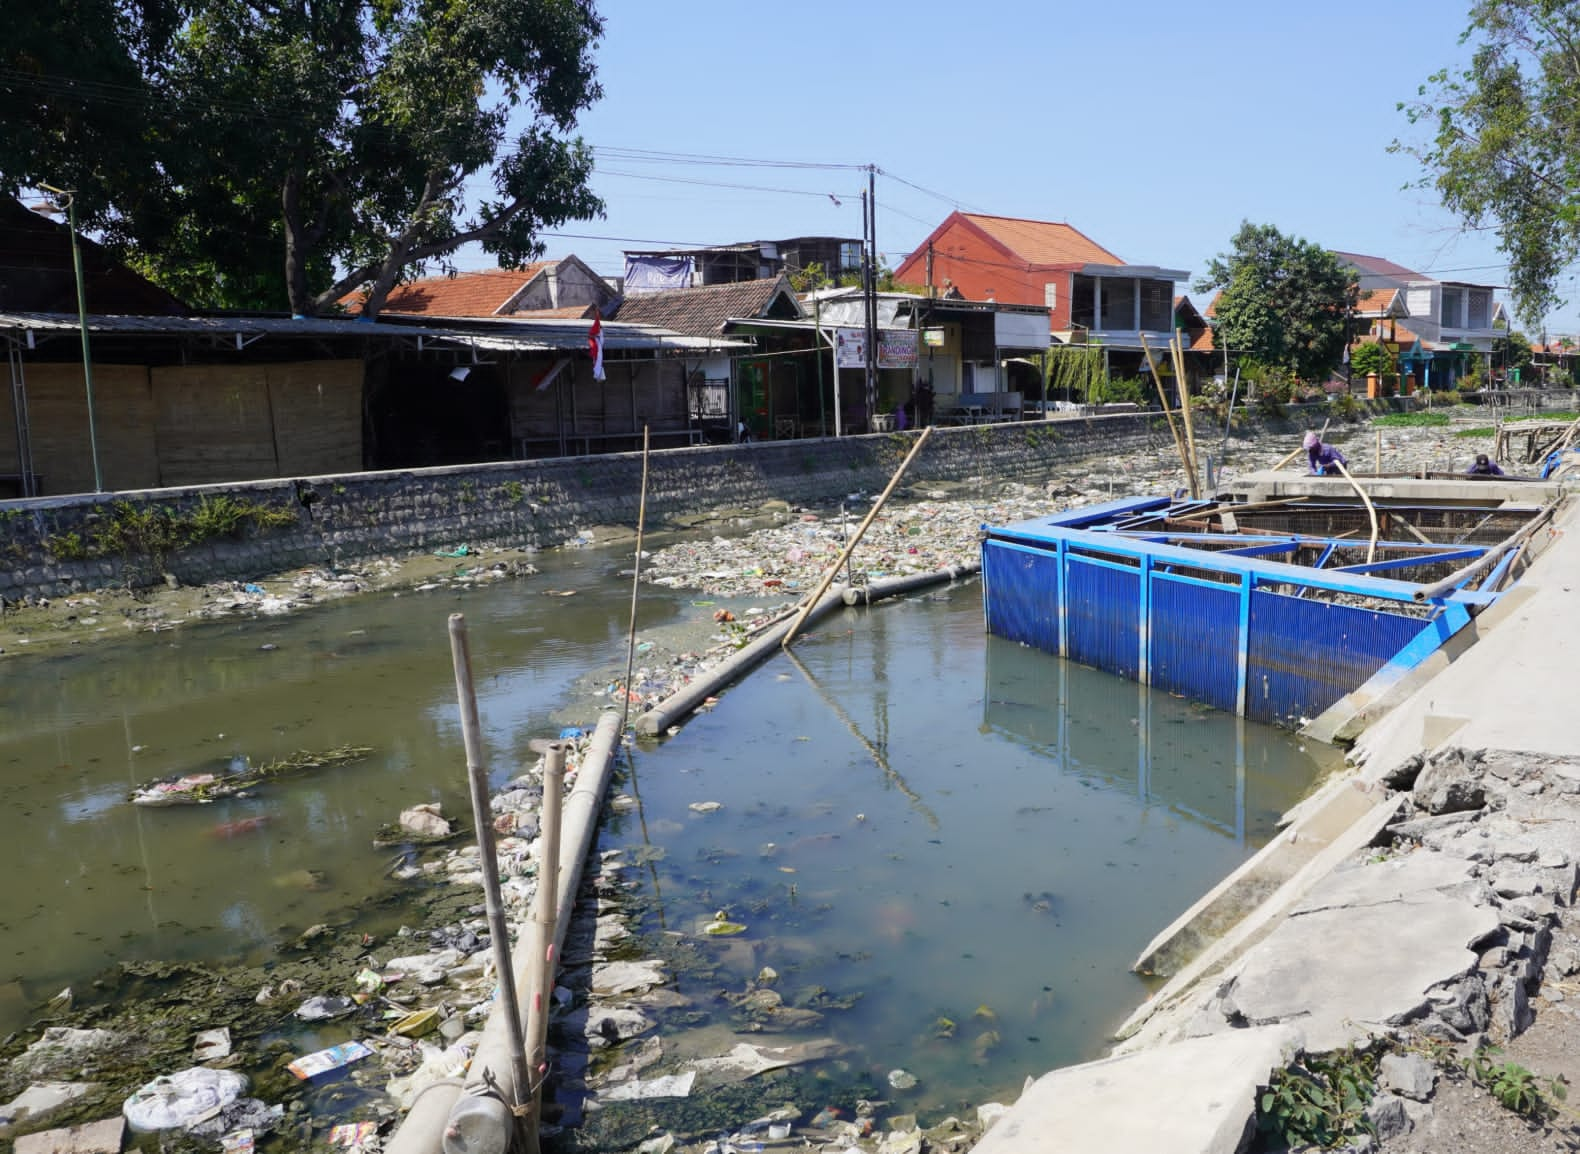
[0, 533, 1340, 1132]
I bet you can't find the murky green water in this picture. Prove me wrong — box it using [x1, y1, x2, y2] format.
[614, 583, 1342, 1118]
[0, 540, 1338, 1123]
[0, 543, 681, 1033]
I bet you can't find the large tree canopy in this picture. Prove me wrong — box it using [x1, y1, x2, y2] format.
[1194, 221, 1358, 382]
[1397, 1, 1580, 325]
[1, 0, 605, 316]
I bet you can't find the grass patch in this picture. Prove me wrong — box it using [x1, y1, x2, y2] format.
[1454, 427, 1495, 438]
[1372, 412, 1450, 427]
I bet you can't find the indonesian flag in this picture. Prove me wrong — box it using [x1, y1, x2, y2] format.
[589, 316, 606, 381]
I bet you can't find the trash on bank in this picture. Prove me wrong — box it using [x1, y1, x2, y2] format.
[295, 995, 358, 1022]
[122, 1066, 247, 1132]
[329, 1120, 381, 1148]
[193, 1027, 232, 1062]
[287, 1040, 375, 1081]
[398, 803, 452, 839]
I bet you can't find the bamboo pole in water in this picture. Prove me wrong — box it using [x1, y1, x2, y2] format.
[447, 613, 531, 1148]
[782, 426, 933, 649]
[521, 741, 565, 1154]
[1172, 334, 1202, 492]
[619, 428, 651, 735]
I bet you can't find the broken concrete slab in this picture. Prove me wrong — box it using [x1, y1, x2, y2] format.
[13, 1116, 124, 1154]
[589, 959, 665, 997]
[970, 1026, 1302, 1154]
[1220, 895, 1499, 1053]
[1290, 852, 1477, 916]
[0, 1083, 100, 1134]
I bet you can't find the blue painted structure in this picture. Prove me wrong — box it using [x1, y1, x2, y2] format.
[982, 497, 1499, 726]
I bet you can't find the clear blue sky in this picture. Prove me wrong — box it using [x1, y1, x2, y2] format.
[455, 0, 1575, 336]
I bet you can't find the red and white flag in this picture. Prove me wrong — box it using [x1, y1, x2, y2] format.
[588, 316, 606, 381]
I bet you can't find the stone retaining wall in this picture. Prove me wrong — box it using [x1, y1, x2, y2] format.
[0, 403, 1396, 601]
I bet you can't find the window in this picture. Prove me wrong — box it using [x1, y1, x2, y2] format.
[1044, 282, 1058, 311]
[1139, 280, 1173, 332]
[1468, 289, 1491, 329]
[1441, 287, 1464, 328]
[1070, 275, 1096, 331]
[1099, 278, 1136, 331]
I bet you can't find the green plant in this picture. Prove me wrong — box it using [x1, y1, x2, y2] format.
[45, 532, 88, 561]
[500, 480, 526, 506]
[1454, 426, 1496, 438]
[1465, 1047, 1566, 1118]
[1257, 1048, 1378, 1149]
[1372, 411, 1450, 427]
[1329, 391, 1361, 419]
[457, 480, 477, 504]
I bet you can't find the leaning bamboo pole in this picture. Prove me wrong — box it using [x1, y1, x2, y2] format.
[1172, 334, 1201, 485]
[1139, 332, 1199, 497]
[782, 426, 933, 648]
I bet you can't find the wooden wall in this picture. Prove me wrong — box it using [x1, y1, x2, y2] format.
[507, 357, 688, 449]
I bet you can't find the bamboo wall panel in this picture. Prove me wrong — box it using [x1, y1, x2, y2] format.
[266, 360, 363, 476]
[20, 364, 158, 494]
[152, 364, 276, 485]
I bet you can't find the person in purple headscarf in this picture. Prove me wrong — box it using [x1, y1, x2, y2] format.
[1304, 431, 1347, 476]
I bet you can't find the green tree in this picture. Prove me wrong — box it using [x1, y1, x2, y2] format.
[1, 0, 606, 316]
[1396, 2, 1580, 325]
[1195, 222, 1358, 383]
[1349, 341, 1394, 379]
[1495, 328, 1534, 380]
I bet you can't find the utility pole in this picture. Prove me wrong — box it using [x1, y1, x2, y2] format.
[865, 165, 878, 429]
[39, 184, 102, 492]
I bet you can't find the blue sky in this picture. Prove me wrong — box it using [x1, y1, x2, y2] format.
[456, 0, 1575, 335]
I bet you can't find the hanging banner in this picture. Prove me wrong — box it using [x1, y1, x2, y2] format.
[833, 327, 867, 369]
[878, 328, 918, 369]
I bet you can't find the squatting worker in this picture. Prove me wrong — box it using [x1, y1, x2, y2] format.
[1467, 453, 1504, 476]
[1304, 430, 1347, 476]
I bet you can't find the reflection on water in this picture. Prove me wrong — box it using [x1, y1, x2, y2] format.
[617, 583, 1341, 1117]
[0, 546, 681, 1033]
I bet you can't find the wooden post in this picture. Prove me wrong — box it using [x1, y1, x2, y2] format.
[1138, 332, 1198, 497]
[619, 428, 651, 735]
[782, 427, 933, 649]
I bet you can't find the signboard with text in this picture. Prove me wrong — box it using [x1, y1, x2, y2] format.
[878, 328, 918, 369]
[834, 327, 867, 369]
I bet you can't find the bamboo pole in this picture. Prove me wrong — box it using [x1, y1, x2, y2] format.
[447, 615, 532, 1130]
[522, 741, 566, 1154]
[1330, 461, 1380, 565]
[619, 428, 651, 735]
[1172, 335, 1202, 494]
[1139, 332, 1198, 497]
[782, 426, 933, 649]
[1413, 496, 1562, 602]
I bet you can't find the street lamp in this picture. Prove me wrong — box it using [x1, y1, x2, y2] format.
[35, 184, 103, 492]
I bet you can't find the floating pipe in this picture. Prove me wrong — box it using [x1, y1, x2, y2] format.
[841, 562, 979, 605]
[635, 587, 848, 736]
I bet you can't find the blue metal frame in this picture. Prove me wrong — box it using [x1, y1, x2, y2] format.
[981, 499, 1500, 726]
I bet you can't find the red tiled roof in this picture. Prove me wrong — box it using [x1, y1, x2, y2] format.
[613, 277, 800, 337]
[959, 213, 1121, 266]
[341, 265, 549, 316]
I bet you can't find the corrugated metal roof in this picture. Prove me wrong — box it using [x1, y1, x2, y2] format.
[0, 311, 748, 353]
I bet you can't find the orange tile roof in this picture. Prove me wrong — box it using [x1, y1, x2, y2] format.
[1354, 288, 1402, 315]
[960, 213, 1122, 266]
[342, 265, 549, 316]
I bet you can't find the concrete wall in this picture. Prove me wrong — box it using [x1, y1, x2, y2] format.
[0, 403, 1388, 602]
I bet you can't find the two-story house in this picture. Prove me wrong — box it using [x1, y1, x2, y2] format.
[892, 212, 1188, 369]
[1336, 252, 1502, 389]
